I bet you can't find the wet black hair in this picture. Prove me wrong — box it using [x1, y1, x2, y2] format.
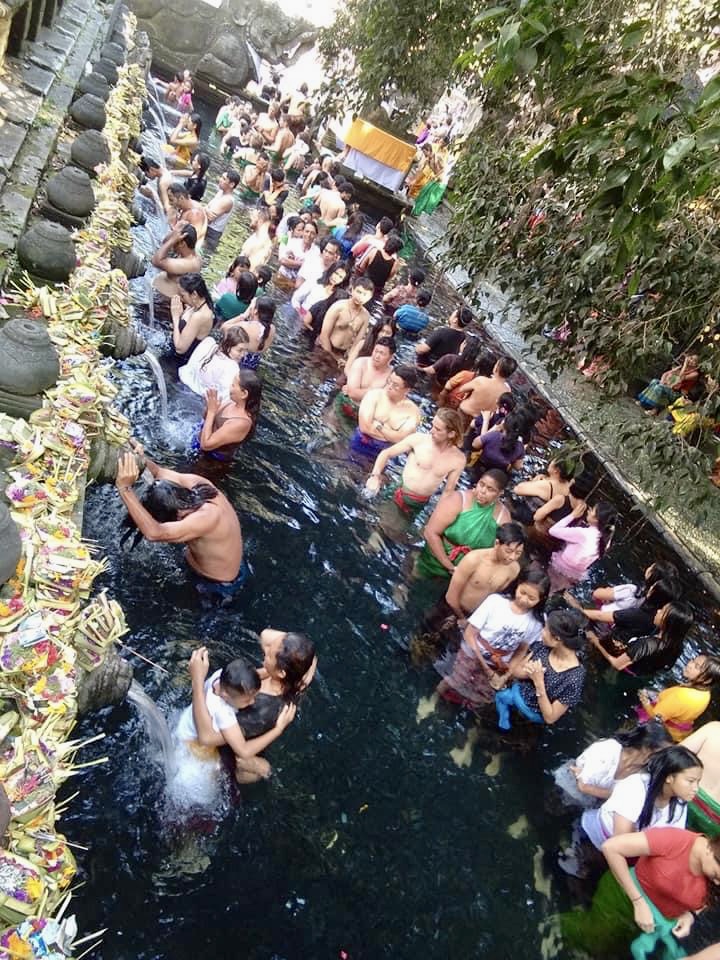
[593, 501, 618, 557]
[276, 631, 316, 703]
[496, 521, 527, 547]
[270, 166, 285, 184]
[409, 268, 426, 286]
[190, 151, 210, 177]
[614, 721, 672, 752]
[179, 223, 197, 249]
[496, 356, 518, 378]
[236, 369, 262, 439]
[475, 348, 498, 377]
[515, 568, 551, 622]
[378, 216, 394, 235]
[549, 458, 574, 482]
[319, 262, 351, 286]
[646, 560, 679, 588]
[658, 601, 694, 646]
[235, 270, 259, 304]
[120, 480, 218, 548]
[688, 654, 720, 690]
[226, 255, 251, 276]
[384, 235, 404, 256]
[499, 411, 525, 459]
[178, 272, 213, 311]
[645, 578, 681, 608]
[189, 113, 202, 135]
[637, 745, 702, 830]
[255, 265, 272, 288]
[545, 607, 587, 650]
[253, 296, 276, 350]
[353, 276, 375, 293]
[226, 169, 241, 187]
[374, 335, 396, 354]
[219, 659, 261, 696]
[393, 364, 417, 389]
[456, 306, 474, 327]
[481, 468, 510, 491]
[140, 155, 162, 173]
[286, 215, 302, 233]
[416, 288, 432, 307]
[168, 182, 190, 200]
[357, 316, 397, 358]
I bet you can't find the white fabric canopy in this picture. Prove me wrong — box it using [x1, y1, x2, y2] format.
[343, 149, 406, 192]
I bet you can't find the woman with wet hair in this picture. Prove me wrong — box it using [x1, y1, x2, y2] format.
[179, 326, 249, 401]
[187, 630, 317, 783]
[591, 601, 695, 676]
[215, 270, 259, 323]
[547, 499, 618, 593]
[495, 607, 587, 729]
[192, 369, 263, 462]
[171, 273, 214, 361]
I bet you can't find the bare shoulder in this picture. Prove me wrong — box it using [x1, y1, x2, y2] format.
[493, 502, 512, 524]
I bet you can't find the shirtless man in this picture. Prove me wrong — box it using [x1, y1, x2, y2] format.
[458, 356, 518, 419]
[680, 722, 720, 837]
[242, 152, 270, 194]
[416, 522, 526, 658]
[445, 523, 526, 620]
[167, 183, 208, 249]
[270, 113, 295, 159]
[365, 408, 466, 517]
[317, 182, 353, 228]
[335, 336, 395, 420]
[241, 207, 274, 272]
[115, 450, 246, 597]
[151, 223, 202, 299]
[255, 101, 281, 145]
[204, 170, 240, 247]
[318, 277, 374, 366]
[350, 365, 422, 460]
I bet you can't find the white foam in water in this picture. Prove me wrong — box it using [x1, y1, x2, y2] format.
[165, 739, 226, 814]
[142, 349, 169, 421]
[127, 680, 177, 778]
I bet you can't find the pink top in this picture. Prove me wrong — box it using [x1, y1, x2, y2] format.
[548, 512, 600, 580]
[214, 276, 236, 297]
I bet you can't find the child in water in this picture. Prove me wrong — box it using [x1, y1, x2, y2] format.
[637, 654, 720, 741]
[175, 656, 260, 758]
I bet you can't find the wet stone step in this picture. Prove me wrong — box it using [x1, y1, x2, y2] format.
[0, 121, 29, 185]
[36, 25, 76, 52]
[0, 71, 42, 128]
[25, 42, 68, 75]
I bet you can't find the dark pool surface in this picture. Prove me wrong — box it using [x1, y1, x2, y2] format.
[64, 122, 720, 960]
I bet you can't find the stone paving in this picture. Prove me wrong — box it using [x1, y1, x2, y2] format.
[407, 202, 720, 599]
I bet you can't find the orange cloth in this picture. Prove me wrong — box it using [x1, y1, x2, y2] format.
[344, 120, 416, 172]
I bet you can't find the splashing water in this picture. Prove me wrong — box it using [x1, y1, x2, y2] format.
[142, 349, 168, 421]
[127, 679, 177, 778]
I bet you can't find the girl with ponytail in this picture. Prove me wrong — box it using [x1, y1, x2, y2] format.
[171, 273, 215, 360]
[547, 499, 618, 593]
[495, 608, 587, 730]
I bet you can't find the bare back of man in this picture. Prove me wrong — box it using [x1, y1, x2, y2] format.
[459, 375, 509, 418]
[317, 188, 345, 224]
[445, 547, 521, 618]
[116, 454, 243, 582]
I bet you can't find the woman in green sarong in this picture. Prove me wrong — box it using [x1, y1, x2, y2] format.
[560, 825, 720, 960]
[415, 469, 511, 578]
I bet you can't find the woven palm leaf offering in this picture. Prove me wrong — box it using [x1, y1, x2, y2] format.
[0, 849, 47, 925]
[0, 915, 81, 960]
[73, 591, 127, 672]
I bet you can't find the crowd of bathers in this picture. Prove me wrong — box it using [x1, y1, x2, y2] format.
[115, 80, 720, 959]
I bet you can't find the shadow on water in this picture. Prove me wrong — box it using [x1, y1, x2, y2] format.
[64, 103, 720, 960]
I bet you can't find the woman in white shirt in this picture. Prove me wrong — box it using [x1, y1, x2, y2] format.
[554, 722, 672, 808]
[581, 745, 703, 849]
[179, 327, 249, 402]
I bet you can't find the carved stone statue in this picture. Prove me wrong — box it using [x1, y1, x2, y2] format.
[128, 0, 317, 94]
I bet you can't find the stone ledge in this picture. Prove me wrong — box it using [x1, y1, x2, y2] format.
[0, 1, 108, 262]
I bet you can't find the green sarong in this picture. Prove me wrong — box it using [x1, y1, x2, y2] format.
[334, 391, 359, 422]
[416, 500, 498, 579]
[688, 787, 720, 838]
[412, 180, 446, 216]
